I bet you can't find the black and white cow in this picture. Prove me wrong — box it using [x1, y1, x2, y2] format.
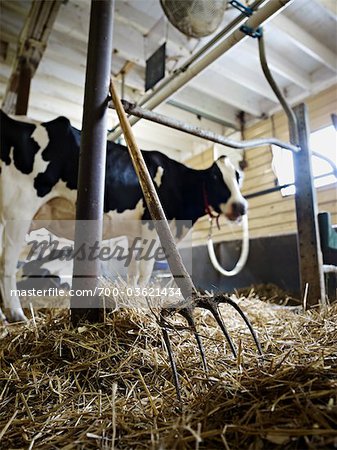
[0, 110, 247, 321]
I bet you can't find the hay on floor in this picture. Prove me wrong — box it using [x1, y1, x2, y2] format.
[0, 295, 336, 449]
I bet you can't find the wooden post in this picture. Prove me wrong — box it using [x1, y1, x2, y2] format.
[15, 59, 32, 115]
[71, 0, 115, 324]
[2, 1, 62, 115]
[293, 103, 326, 307]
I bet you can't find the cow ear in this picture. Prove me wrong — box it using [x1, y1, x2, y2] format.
[214, 155, 227, 167]
[216, 155, 226, 163]
[239, 158, 248, 171]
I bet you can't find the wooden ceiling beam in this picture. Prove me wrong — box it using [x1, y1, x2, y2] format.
[1, 1, 30, 17]
[172, 85, 239, 129]
[314, 0, 337, 21]
[241, 39, 312, 90]
[211, 59, 279, 103]
[2, 0, 62, 114]
[189, 71, 265, 118]
[273, 15, 337, 72]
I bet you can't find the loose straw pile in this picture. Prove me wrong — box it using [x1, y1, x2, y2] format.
[1, 291, 336, 449]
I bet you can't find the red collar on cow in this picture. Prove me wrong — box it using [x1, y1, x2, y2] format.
[202, 183, 221, 230]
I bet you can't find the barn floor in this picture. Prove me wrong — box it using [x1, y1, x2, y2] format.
[0, 294, 336, 449]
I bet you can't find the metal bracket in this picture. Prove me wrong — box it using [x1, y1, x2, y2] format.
[240, 25, 263, 38]
[229, 0, 253, 16]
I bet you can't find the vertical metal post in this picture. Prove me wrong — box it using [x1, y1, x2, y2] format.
[293, 103, 326, 307]
[257, 34, 325, 307]
[71, 0, 114, 324]
[15, 59, 31, 115]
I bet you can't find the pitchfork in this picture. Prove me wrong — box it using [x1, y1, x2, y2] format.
[110, 80, 262, 401]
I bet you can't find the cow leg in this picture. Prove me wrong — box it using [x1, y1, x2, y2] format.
[138, 258, 155, 286]
[127, 253, 140, 287]
[125, 223, 146, 287]
[0, 224, 6, 322]
[138, 236, 158, 286]
[126, 252, 155, 287]
[0, 306, 7, 323]
[126, 235, 158, 287]
[0, 220, 31, 322]
[137, 225, 160, 286]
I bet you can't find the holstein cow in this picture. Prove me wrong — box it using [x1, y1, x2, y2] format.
[0, 110, 247, 322]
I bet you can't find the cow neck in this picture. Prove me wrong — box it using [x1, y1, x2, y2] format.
[202, 181, 220, 229]
[180, 167, 212, 224]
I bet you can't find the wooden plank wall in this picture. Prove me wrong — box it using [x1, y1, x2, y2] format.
[186, 84, 337, 246]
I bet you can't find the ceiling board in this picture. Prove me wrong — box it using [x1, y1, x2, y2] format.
[0, 0, 336, 160]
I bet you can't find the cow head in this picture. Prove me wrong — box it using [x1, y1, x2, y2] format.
[207, 156, 247, 221]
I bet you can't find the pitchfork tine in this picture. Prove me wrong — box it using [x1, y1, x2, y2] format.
[178, 308, 208, 373]
[160, 319, 182, 402]
[196, 299, 237, 358]
[216, 295, 263, 356]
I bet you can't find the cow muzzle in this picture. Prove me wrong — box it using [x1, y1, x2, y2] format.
[222, 199, 248, 221]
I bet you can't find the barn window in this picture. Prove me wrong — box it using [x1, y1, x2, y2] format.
[272, 125, 337, 196]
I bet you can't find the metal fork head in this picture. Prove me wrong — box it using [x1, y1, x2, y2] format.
[159, 294, 263, 401]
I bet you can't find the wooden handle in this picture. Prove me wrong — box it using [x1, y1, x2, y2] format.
[109, 79, 197, 299]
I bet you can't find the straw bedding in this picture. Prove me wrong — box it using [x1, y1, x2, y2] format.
[1, 294, 336, 449]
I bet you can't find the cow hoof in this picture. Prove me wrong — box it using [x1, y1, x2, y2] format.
[0, 309, 8, 325]
[6, 309, 28, 323]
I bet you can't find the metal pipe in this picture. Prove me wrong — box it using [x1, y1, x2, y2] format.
[245, 171, 335, 199]
[323, 265, 337, 274]
[136, 0, 266, 105]
[112, 100, 299, 152]
[293, 104, 325, 307]
[109, 0, 293, 141]
[71, 0, 115, 324]
[137, 0, 267, 111]
[258, 32, 298, 144]
[245, 183, 293, 199]
[180, 1, 266, 61]
[312, 151, 337, 176]
[258, 34, 328, 306]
